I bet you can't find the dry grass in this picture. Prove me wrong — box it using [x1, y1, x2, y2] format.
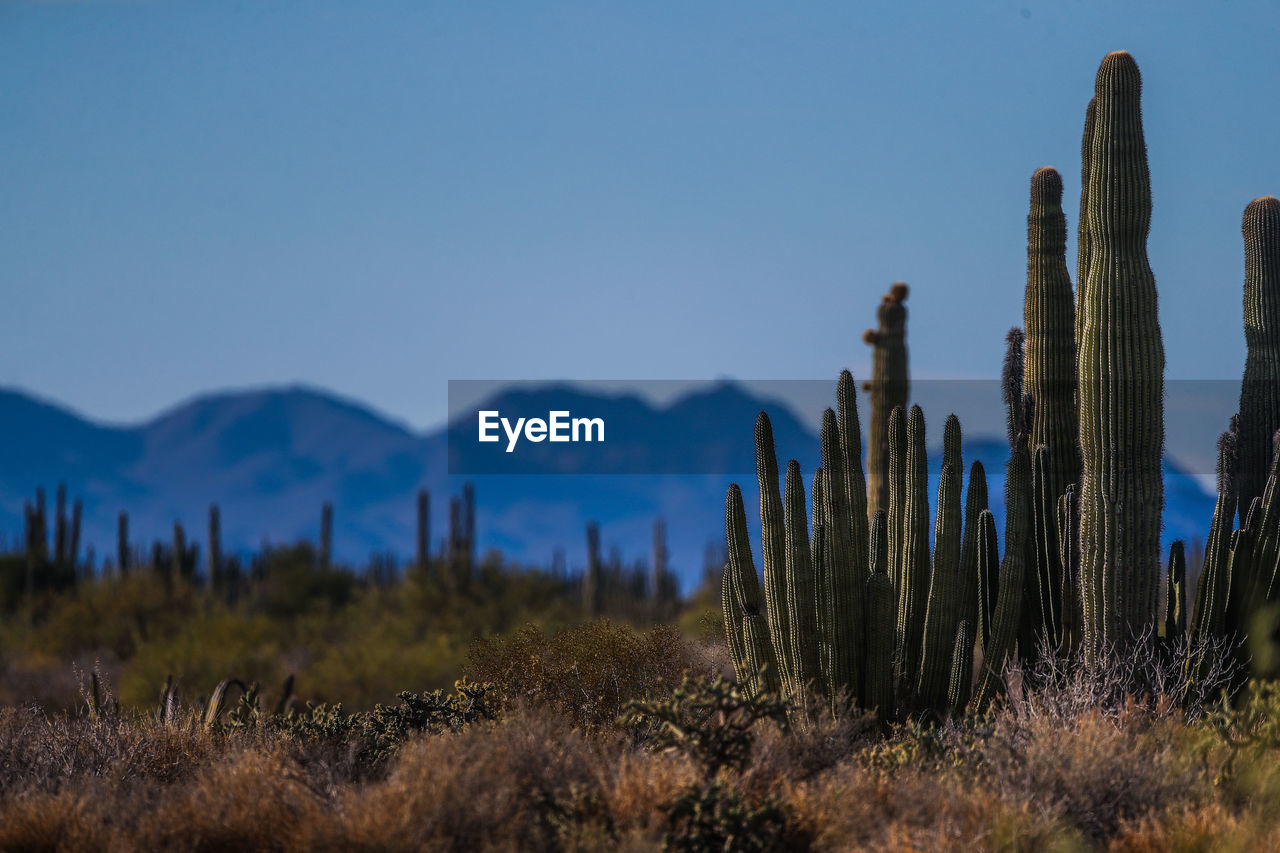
[0, 642, 1278, 852]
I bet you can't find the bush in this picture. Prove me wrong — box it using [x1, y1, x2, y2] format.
[623, 673, 789, 780]
[467, 620, 710, 731]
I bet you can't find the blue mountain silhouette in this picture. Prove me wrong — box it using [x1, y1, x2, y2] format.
[0, 384, 1216, 590]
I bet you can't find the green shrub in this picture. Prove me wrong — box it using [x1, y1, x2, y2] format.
[623, 673, 789, 780]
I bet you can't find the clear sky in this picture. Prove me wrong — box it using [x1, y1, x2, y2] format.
[2, 1, 1278, 430]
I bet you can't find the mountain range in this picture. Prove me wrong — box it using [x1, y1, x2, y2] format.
[0, 383, 1217, 590]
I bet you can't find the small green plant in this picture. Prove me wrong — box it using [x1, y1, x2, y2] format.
[623, 673, 789, 781]
[358, 679, 499, 765]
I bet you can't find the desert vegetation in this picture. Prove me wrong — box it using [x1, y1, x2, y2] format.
[7, 48, 1280, 851]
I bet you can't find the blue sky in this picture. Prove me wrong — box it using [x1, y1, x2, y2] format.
[2, 1, 1278, 431]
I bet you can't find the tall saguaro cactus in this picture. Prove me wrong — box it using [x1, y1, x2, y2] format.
[1237, 196, 1280, 524]
[1077, 51, 1165, 651]
[1025, 167, 1081, 504]
[863, 283, 909, 520]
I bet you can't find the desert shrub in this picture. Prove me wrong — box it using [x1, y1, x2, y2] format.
[623, 673, 790, 780]
[356, 679, 500, 765]
[664, 781, 799, 853]
[467, 620, 710, 731]
[338, 707, 605, 852]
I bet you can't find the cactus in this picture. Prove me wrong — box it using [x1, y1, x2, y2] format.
[416, 489, 430, 570]
[54, 483, 67, 570]
[1002, 328, 1026, 449]
[171, 522, 186, 585]
[1237, 197, 1280, 525]
[1076, 96, 1096, 351]
[865, 510, 896, 723]
[1242, 436, 1280, 614]
[463, 482, 477, 580]
[1025, 167, 1081, 505]
[722, 484, 781, 697]
[820, 408, 864, 703]
[1058, 484, 1082, 650]
[320, 502, 333, 571]
[897, 405, 931, 688]
[837, 370, 872, 585]
[947, 619, 975, 715]
[958, 461, 988, 649]
[209, 504, 222, 588]
[863, 283, 909, 520]
[117, 511, 130, 575]
[917, 416, 964, 712]
[584, 522, 603, 617]
[975, 446, 1032, 707]
[810, 467, 825, 565]
[1077, 51, 1165, 652]
[886, 406, 906, 586]
[1190, 426, 1238, 650]
[783, 461, 820, 695]
[652, 518, 673, 605]
[756, 413, 793, 693]
[69, 499, 82, 577]
[975, 507, 1000, 656]
[721, 374, 906, 714]
[1026, 443, 1064, 653]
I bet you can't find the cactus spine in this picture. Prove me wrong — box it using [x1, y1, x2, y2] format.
[863, 284, 909, 520]
[1077, 51, 1165, 652]
[1237, 197, 1280, 524]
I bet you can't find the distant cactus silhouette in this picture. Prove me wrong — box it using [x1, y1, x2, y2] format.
[862, 283, 909, 521]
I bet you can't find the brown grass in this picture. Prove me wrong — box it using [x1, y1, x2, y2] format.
[1, 643, 1279, 852]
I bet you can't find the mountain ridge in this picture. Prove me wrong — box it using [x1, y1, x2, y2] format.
[0, 383, 1217, 588]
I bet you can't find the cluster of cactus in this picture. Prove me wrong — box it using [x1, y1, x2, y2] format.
[1185, 196, 1280, 675]
[21, 483, 84, 594]
[721, 376, 1044, 720]
[722, 49, 1280, 715]
[581, 518, 677, 618]
[30, 483, 477, 600]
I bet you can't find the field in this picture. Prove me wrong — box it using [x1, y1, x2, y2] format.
[2, 610, 1280, 851]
